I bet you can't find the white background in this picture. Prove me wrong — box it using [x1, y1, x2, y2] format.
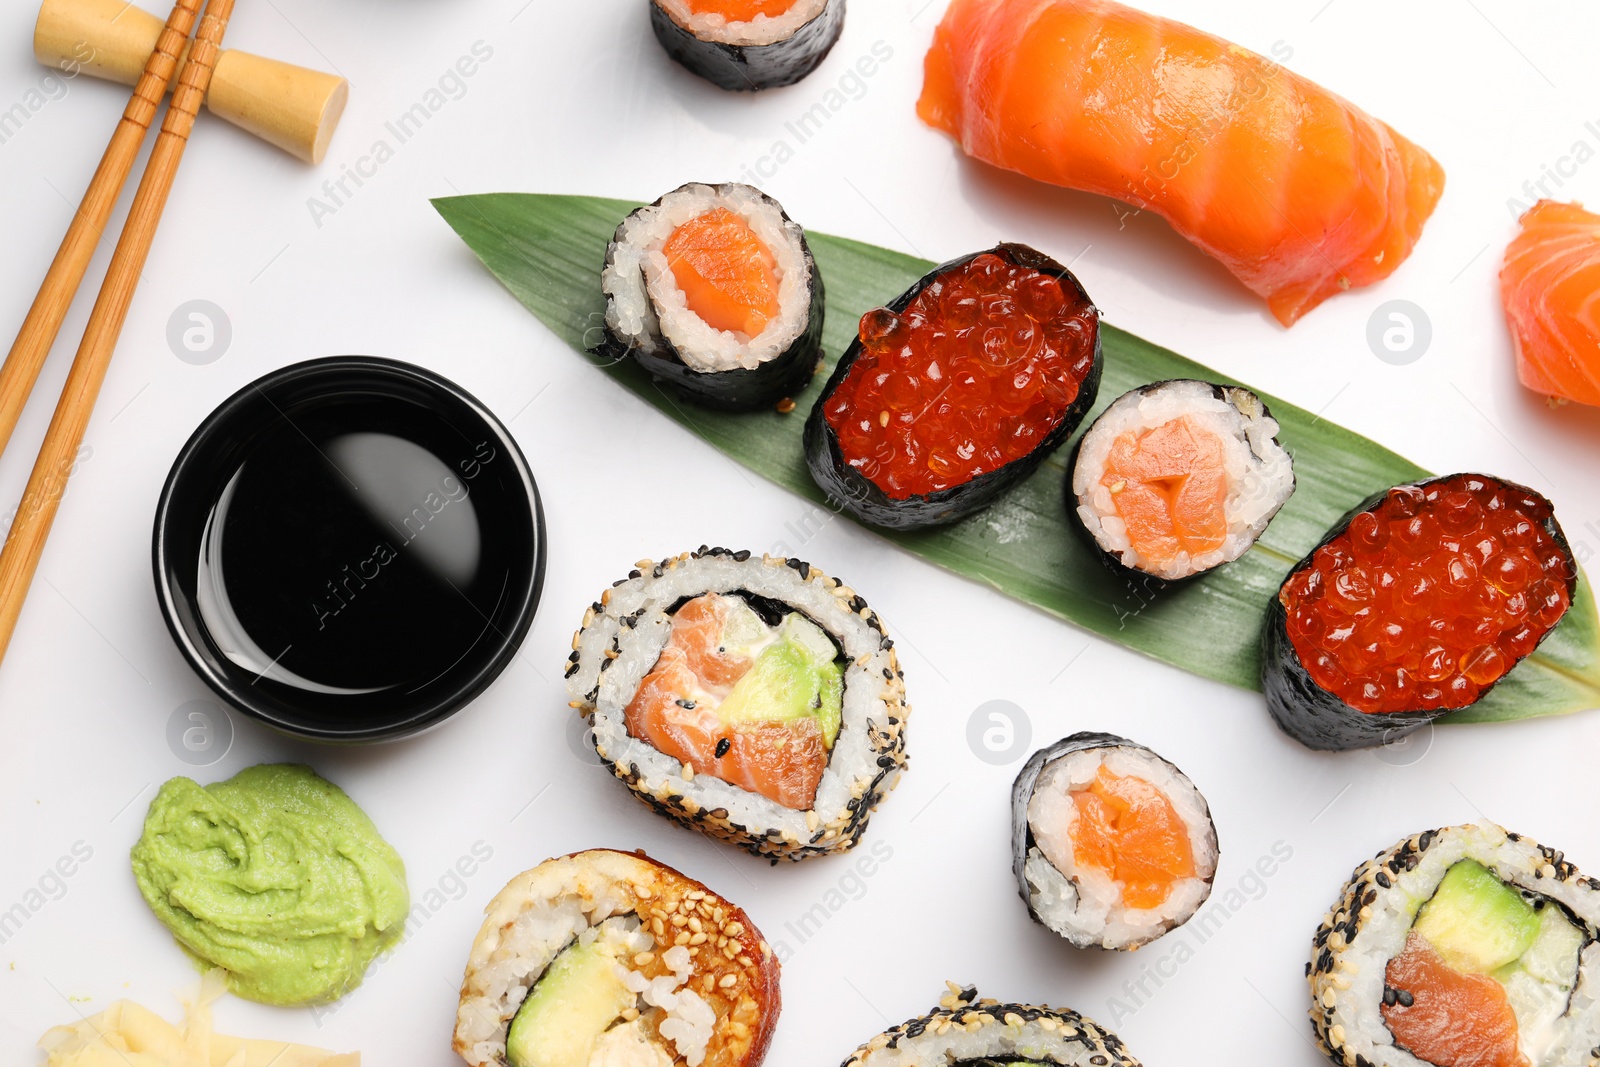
[1, 0, 1598, 1063]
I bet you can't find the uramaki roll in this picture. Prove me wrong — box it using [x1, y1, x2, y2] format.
[1310, 823, 1600, 1067]
[566, 548, 909, 862]
[453, 849, 780, 1067]
[839, 984, 1142, 1067]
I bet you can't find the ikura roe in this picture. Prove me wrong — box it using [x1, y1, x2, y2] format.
[1280, 475, 1575, 714]
[822, 252, 1097, 500]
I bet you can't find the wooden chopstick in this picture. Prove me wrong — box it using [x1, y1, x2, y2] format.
[0, 0, 239, 664]
[0, 0, 205, 462]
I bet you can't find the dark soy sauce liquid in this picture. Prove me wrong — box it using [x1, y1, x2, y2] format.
[197, 396, 517, 705]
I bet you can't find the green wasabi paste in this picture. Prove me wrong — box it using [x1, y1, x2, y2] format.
[130, 763, 408, 1005]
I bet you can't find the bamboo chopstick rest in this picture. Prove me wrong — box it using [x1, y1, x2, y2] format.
[35, 0, 345, 163]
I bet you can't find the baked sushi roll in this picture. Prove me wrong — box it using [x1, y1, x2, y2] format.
[1011, 733, 1218, 951]
[1264, 473, 1578, 750]
[453, 848, 779, 1067]
[598, 183, 824, 411]
[805, 243, 1102, 530]
[1070, 380, 1295, 581]
[650, 0, 845, 92]
[840, 984, 1141, 1067]
[566, 548, 909, 862]
[1309, 822, 1600, 1067]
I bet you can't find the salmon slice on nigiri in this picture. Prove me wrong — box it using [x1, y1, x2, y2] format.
[1500, 200, 1600, 408]
[916, 0, 1446, 326]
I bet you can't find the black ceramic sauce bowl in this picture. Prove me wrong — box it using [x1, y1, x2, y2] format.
[153, 357, 545, 743]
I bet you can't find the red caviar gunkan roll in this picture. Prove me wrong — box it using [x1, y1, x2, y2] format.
[1262, 474, 1578, 750]
[804, 243, 1102, 530]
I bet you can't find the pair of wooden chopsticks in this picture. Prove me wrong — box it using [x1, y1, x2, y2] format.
[0, 0, 238, 664]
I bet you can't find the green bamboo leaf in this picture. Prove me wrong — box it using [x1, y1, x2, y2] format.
[431, 192, 1600, 726]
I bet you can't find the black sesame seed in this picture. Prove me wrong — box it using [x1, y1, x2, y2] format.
[1376, 872, 1391, 888]
[733, 549, 751, 561]
[1383, 987, 1397, 1007]
[715, 738, 731, 758]
[1397, 990, 1414, 1008]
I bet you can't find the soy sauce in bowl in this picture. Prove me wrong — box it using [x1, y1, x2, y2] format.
[155, 357, 545, 742]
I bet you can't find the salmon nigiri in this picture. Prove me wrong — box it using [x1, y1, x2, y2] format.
[917, 0, 1446, 326]
[1500, 200, 1600, 407]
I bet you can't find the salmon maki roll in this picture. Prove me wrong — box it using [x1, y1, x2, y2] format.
[566, 548, 909, 862]
[598, 183, 824, 411]
[917, 0, 1446, 326]
[651, 0, 845, 91]
[1070, 380, 1295, 582]
[452, 849, 780, 1067]
[1500, 200, 1600, 408]
[1012, 733, 1218, 950]
[1310, 823, 1600, 1067]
